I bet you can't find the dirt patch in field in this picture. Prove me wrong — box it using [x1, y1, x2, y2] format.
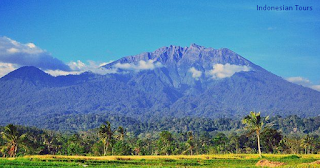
[115, 157, 132, 160]
[310, 160, 320, 164]
[256, 159, 286, 167]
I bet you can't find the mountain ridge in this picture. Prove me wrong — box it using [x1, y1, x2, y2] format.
[105, 44, 258, 69]
[0, 44, 319, 129]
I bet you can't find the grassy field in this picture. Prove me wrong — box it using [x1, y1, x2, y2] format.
[1, 154, 320, 167]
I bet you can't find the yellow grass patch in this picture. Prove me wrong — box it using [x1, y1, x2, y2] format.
[23, 154, 320, 161]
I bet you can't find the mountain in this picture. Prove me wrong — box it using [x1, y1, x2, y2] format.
[104, 44, 261, 88]
[1, 44, 320, 130]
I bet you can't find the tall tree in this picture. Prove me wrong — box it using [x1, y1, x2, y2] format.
[186, 131, 194, 155]
[117, 126, 126, 141]
[212, 133, 228, 154]
[1, 124, 26, 157]
[242, 111, 268, 158]
[228, 133, 240, 154]
[98, 121, 114, 156]
[158, 131, 173, 155]
[301, 135, 314, 154]
[199, 131, 211, 154]
[260, 128, 282, 153]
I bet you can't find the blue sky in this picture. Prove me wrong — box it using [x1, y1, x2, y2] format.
[0, 0, 320, 88]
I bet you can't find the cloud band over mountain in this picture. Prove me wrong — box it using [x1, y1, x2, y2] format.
[0, 37, 70, 71]
[286, 76, 320, 92]
[207, 63, 251, 79]
[0, 37, 165, 77]
[189, 67, 202, 79]
[114, 60, 163, 71]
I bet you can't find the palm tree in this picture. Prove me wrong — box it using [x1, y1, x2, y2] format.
[1, 124, 26, 157]
[186, 131, 194, 155]
[242, 111, 268, 158]
[117, 126, 126, 141]
[301, 135, 314, 154]
[98, 121, 114, 156]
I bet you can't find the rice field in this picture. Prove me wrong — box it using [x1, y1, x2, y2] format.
[1, 154, 320, 167]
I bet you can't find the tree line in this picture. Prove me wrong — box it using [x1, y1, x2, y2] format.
[1, 112, 320, 157]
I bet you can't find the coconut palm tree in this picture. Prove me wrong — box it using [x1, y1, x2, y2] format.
[1, 124, 26, 157]
[186, 131, 194, 155]
[117, 126, 126, 141]
[242, 111, 268, 158]
[98, 121, 114, 156]
[301, 135, 314, 154]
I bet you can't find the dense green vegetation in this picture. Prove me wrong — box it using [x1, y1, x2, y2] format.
[1, 114, 320, 157]
[35, 113, 320, 134]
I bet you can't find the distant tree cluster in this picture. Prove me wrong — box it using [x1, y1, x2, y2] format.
[1, 112, 320, 157]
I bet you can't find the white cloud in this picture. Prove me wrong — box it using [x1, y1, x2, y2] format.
[7, 48, 19, 54]
[189, 67, 202, 79]
[286, 77, 310, 86]
[0, 58, 117, 77]
[0, 36, 164, 77]
[26, 43, 36, 48]
[114, 60, 163, 71]
[286, 76, 320, 92]
[1, 37, 44, 55]
[0, 59, 123, 77]
[114, 62, 132, 69]
[0, 62, 19, 77]
[68, 60, 86, 71]
[99, 60, 113, 67]
[0, 37, 164, 77]
[46, 60, 118, 76]
[0, 36, 70, 71]
[44, 70, 80, 76]
[310, 85, 320, 92]
[207, 63, 251, 79]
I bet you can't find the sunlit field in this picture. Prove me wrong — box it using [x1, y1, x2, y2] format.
[1, 154, 320, 167]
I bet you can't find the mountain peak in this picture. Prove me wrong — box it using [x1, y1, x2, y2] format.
[1, 66, 53, 82]
[189, 43, 204, 49]
[105, 44, 254, 71]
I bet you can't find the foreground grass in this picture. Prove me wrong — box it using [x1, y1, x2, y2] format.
[1, 154, 320, 167]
